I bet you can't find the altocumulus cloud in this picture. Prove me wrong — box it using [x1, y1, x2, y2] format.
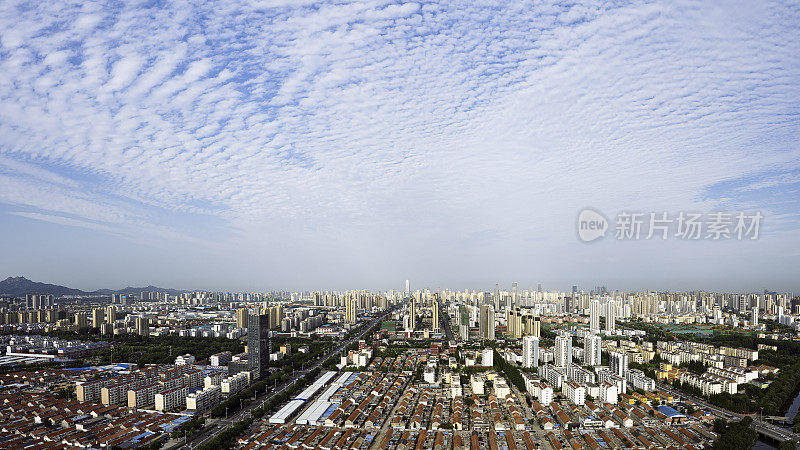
[0, 0, 799, 290]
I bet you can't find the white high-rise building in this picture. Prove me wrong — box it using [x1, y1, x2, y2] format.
[610, 351, 629, 377]
[583, 334, 602, 367]
[590, 299, 600, 332]
[751, 307, 758, 327]
[555, 332, 572, 368]
[605, 299, 616, 334]
[405, 280, 410, 296]
[523, 335, 539, 368]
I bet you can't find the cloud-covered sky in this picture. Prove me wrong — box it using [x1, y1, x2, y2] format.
[0, 0, 798, 293]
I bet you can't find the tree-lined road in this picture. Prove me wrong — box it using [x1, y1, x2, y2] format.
[184, 310, 391, 449]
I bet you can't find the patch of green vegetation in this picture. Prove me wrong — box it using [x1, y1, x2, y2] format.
[711, 417, 757, 450]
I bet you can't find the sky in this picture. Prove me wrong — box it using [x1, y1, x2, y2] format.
[0, 0, 799, 293]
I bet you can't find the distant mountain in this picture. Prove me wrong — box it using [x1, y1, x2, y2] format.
[0, 276, 186, 297]
[0, 276, 87, 296]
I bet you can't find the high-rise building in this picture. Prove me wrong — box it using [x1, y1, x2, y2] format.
[407, 298, 416, 331]
[345, 298, 358, 323]
[584, 334, 602, 366]
[247, 313, 270, 379]
[605, 299, 616, 334]
[479, 305, 495, 340]
[458, 305, 469, 340]
[136, 317, 150, 336]
[610, 351, 629, 377]
[532, 317, 541, 338]
[74, 312, 88, 329]
[432, 300, 440, 333]
[555, 332, 572, 368]
[507, 308, 523, 339]
[590, 299, 600, 332]
[92, 308, 105, 328]
[405, 279, 410, 296]
[105, 305, 116, 324]
[511, 282, 518, 308]
[522, 335, 539, 368]
[751, 307, 759, 327]
[236, 308, 249, 329]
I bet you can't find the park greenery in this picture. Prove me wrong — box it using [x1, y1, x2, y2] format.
[493, 349, 526, 393]
[711, 417, 758, 449]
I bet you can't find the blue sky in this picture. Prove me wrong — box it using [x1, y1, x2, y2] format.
[0, 0, 799, 292]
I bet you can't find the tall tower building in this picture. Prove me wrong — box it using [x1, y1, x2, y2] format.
[555, 332, 572, 368]
[590, 299, 600, 332]
[605, 299, 616, 335]
[135, 316, 149, 336]
[751, 307, 759, 327]
[532, 317, 541, 338]
[522, 335, 539, 368]
[92, 308, 105, 328]
[407, 298, 416, 331]
[346, 298, 358, 323]
[479, 305, 495, 340]
[74, 312, 88, 329]
[511, 282, 518, 308]
[458, 305, 469, 340]
[236, 308, 249, 329]
[405, 280, 410, 296]
[105, 305, 116, 324]
[432, 301, 440, 333]
[247, 313, 270, 379]
[584, 334, 602, 366]
[610, 351, 629, 377]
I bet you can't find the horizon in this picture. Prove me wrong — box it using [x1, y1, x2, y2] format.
[1, 1, 799, 291]
[0, 274, 796, 297]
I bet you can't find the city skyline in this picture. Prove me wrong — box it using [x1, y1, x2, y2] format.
[0, 274, 796, 297]
[1, 1, 799, 291]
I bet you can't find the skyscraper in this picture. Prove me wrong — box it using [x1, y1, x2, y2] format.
[247, 313, 270, 379]
[458, 305, 469, 340]
[432, 300, 440, 333]
[479, 305, 495, 340]
[555, 332, 572, 368]
[584, 334, 602, 366]
[610, 351, 629, 377]
[523, 335, 539, 368]
[605, 299, 616, 335]
[405, 279, 410, 296]
[751, 306, 759, 327]
[590, 298, 600, 332]
[74, 312, 88, 329]
[511, 282, 518, 308]
[92, 308, 105, 328]
[135, 316, 149, 336]
[236, 308, 249, 329]
[105, 305, 116, 324]
[407, 298, 416, 331]
[345, 298, 357, 323]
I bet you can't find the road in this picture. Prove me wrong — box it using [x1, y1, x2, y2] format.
[438, 300, 454, 342]
[184, 310, 391, 449]
[657, 382, 799, 443]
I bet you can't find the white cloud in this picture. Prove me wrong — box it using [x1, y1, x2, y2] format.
[0, 0, 798, 290]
